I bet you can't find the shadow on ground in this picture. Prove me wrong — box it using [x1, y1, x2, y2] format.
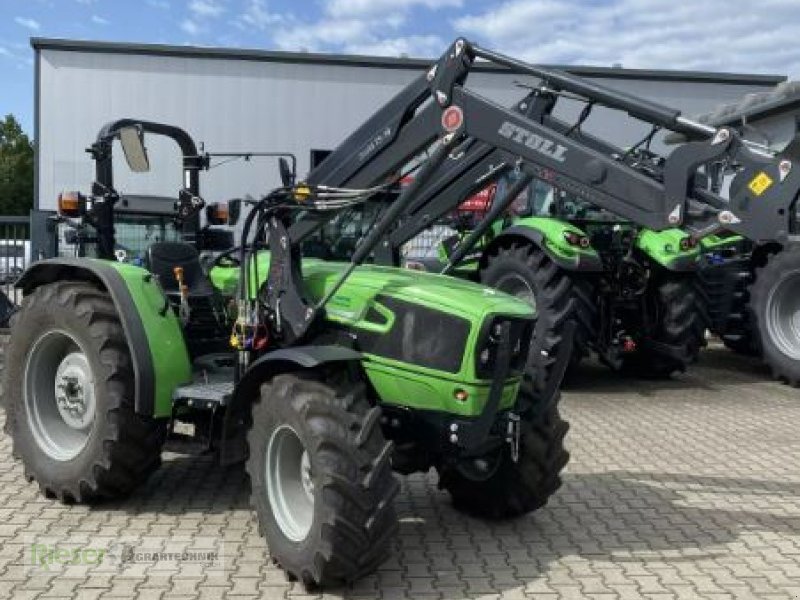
[89, 448, 800, 598]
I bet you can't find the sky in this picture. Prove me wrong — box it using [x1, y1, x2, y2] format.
[3, 0, 800, 135]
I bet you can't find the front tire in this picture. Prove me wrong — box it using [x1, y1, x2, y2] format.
[480, 242, 591, 394]
[246, 372, 399, 588]
[749, 246, 800, 386]
[437, 384, 569, 519]
[4, 282, 166, 502]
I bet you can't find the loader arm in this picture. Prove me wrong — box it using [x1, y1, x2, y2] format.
[291, 40, 800, 265]
[263, 39, 800, 343]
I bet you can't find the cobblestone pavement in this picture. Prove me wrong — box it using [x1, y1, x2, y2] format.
[1, 343, 799, 599]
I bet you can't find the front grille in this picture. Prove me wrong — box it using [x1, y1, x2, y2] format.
[356, 295, 471, 374]
[474, 316, 534, 379]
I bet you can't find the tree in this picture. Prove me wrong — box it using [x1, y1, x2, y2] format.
[0, 115, 34, 216]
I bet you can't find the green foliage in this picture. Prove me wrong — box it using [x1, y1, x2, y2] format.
[0, 114, 34, 216]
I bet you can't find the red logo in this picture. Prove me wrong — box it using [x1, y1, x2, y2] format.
[441, 105, 464, 132]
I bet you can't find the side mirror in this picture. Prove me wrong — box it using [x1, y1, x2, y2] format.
[119, 126, 150, 173]
[279, 157, 295, 187]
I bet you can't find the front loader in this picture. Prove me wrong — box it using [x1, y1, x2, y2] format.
[304, 59, 800, 394]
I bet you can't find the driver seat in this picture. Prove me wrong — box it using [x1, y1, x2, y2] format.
[146, 242, 216, 299]
[145, 241, 229, 357]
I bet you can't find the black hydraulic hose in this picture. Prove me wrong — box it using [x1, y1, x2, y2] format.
[238, 188, 290, 305]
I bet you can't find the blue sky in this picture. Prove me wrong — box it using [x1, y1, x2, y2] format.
[3, 0, 800, 135]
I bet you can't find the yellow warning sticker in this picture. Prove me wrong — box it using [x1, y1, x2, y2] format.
[748, 171, 773, 196]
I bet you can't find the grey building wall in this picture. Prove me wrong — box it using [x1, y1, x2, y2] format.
[34, 39, 785, 212]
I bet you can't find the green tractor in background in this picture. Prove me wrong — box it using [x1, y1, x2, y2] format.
[3, 118, 568, 587]
[436, 172, 706, 383]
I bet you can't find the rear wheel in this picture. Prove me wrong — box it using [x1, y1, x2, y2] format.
[622, 273, 706, 378]
[480, 242, 590, 394]
[749, 247, 800, 386]
[437, 384, 569, 519]
[4, 281, 166, 502]
[246, 372, 399, 588]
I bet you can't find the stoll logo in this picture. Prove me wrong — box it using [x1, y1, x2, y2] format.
[498, 121, 568, 163]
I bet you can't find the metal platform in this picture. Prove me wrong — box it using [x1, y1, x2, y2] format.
[172, 371, 234, 406]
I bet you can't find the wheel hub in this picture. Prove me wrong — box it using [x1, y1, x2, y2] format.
[300, 450, 314, 501]
[25, 331, 96, 461]
[54, 353, 95, 429]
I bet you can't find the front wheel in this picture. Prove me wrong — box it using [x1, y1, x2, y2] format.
[749, 246, 800, 385]
[437, 387, 569, 519]
[5, 282, 166, 502]
[246, 372, 399, 588]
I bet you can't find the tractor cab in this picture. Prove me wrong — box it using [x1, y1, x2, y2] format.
[56, 120, 241, 358]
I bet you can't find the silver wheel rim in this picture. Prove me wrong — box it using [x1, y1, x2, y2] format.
[266, 425, 314, 542]
[24, 330, 96, 461]
[766, 271, 800, 360]
[495, 273, 537, 315]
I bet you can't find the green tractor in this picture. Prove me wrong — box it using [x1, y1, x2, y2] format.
[436, 173, 707, 381]
[4, 117, 568, 587]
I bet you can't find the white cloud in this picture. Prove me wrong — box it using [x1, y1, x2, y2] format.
[453, 0, 800, 77]
[234, 0, 282, 31]
[147, 0, 170, 8]
[327, 0, 461, 18]
[91, 14, 109, 25]
[180, 18, 203, 35]
[0, 47, 11, 57]
[345, 35, 444, 58]
[273, 0, 459, 56]
[188, 0, 224, 18]
[14, 17, 41, 31]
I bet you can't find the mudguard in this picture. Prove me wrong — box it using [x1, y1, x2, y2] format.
[480, 217, 604, 272]
[16, 258, 192, 418]
[219, 345, 363, 465]
[636, 229, 700, 271]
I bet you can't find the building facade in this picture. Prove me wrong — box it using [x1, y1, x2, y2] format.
[33, 38, 785, 212]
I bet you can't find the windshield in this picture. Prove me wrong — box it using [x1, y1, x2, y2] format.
[61, 214, 181, 262]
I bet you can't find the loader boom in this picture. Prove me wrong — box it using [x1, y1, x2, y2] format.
[292, 39, 800, 259]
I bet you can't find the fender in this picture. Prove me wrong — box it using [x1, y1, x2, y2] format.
[481, 219, 604, 272]
[219, 345, 363, 465]
[636, 229, 700, 272]
[17, 258, 192, 417]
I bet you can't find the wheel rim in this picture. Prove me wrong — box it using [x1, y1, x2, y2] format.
[766, 271, 800, 360]
[494, 273, 537, 315]
[24, 330, 96, 461]
[266, 425, 314, 542]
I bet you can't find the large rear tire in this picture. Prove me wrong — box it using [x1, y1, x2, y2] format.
[480, 242, 591, 394]
[4, 282, 166, 502]
[749, 247, 800, 386]
[246, 372, 399, 588]
[437, 383, 569, 519]
[621, 273, 706, 378]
